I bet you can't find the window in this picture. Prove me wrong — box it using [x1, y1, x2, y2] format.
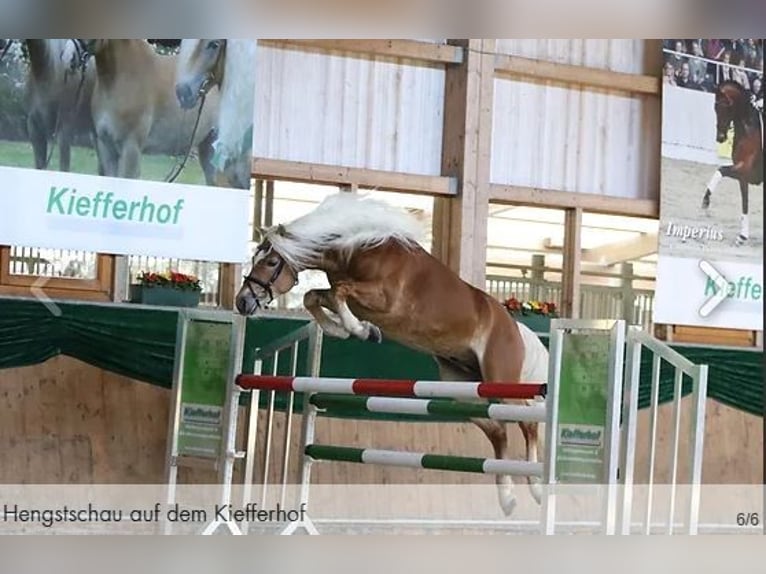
[485, 202, 659, 330]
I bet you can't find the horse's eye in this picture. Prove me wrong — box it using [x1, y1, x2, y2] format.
[266, 259, 278, 267]
[206, 40, 221, 50]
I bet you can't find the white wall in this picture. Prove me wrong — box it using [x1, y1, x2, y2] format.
[491, 40, 660, 201]
[253, 44, 445, 175]
[660, 84, 719, 165]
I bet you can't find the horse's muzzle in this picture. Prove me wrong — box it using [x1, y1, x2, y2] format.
[235, 295, 261, 316]
[175, 83, 198, 110]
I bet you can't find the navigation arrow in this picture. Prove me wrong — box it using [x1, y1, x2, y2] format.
[698, 260, 729, 318]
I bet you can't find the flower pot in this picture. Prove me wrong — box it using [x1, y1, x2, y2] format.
[129, 284, 201, 308]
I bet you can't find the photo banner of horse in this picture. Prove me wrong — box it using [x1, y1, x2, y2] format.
[654, 39, 763, 331]
[0, 39, 255, 262]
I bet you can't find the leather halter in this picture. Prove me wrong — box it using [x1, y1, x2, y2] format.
[242, 243, 298, 309]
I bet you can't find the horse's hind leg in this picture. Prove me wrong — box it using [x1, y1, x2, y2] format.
[736, 177, 750, 244]
[58, 124, 72, 172]
[476, 328, 531, 516]
[518, 421, 542, 504]
[27, 112, 48, 170]
[94, 129, 119, 177]
[435, 356, 517, 516]
[118, 139, 142, 179]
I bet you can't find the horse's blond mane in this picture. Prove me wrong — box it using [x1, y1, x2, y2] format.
[264, 193, 425, 270]
[216, 40, 255, 157]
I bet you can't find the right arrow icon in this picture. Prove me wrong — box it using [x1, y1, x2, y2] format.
[698, 260, 729, 317]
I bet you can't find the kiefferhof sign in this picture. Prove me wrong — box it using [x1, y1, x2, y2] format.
[0, 166, 249, 263]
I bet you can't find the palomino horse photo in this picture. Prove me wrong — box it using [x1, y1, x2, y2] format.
[235, 193, 550, 516]
[702, 79, 764, 246]
[82, 39, 221, 182]
[0, 39, 97, 173]
[175, 39, 256, 189]
[0, 39, 256, 187]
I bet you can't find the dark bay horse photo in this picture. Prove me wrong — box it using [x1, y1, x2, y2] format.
[702, 79, 764, 245]
[82, 39, 221, 181]
[234, 193, 550, 516]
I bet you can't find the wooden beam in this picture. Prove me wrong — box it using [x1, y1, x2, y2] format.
[490, 184, 659, 218]
[561, 208, 582, 318]
[494, 53, 660, 96]
[582, 233, 658, 265]
[217, 263, 239, 311]
[258, 39, 464, 65]
[253, 158, 456, 197]
[264, 180, 274, 227]
[433, 39, 495, 287]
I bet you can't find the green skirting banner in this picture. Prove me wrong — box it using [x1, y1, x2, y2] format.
[0, 297, 762, 417]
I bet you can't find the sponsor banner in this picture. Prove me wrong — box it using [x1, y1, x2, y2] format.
[0, 165, 249, 262]
[655, 39, 763, 330]
[555, 332, 609, 484]
[655, 256, 763, 330]
[0, 39, 255, 262]
[175, 316, 233, 459]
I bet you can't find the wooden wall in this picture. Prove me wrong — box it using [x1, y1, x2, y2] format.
[0, 356, 761, 487]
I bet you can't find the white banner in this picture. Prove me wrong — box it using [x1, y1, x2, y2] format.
[0, 166, 250, 263]
[654, 257, 763, 331]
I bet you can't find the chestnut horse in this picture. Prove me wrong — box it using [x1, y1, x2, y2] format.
[81, 39, 221, 182]
[174, 39, 256, 189]
[702, 80, 763, 245]
[234, 193, 549, 516]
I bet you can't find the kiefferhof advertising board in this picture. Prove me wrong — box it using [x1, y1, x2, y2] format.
[654, 39, 763, 331]
[0, 39, 255, 262]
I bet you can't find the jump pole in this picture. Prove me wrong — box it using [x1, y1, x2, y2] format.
[232, 319, 633, 535]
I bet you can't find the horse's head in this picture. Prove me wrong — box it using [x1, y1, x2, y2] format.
[235, 226, 299, 315]
[714, 81, 746, 143]
[175, 39, 225, 110]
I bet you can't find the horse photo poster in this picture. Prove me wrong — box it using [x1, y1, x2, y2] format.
[0, 39, 256, 262]
[654, 39, 764, 331]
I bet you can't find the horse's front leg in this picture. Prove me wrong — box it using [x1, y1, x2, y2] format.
[333, 282, 387, 343]
[303, 289, 351, 339]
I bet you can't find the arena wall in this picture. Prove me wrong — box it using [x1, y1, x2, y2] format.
[1, 356, 760, 487]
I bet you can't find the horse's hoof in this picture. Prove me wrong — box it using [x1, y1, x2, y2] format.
[366, 323, 383, 344]
[736, 234, 748, 246]
[499, 495, 517, 517]
[701, 191, 711, 209]
[529, 480, 543, 505]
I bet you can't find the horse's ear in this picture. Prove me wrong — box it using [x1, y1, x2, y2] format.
[253, 227, 263, 243]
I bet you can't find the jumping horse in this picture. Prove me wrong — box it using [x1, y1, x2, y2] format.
[81, 39, 221, 182]
[234, 193, 549, 516]
[702, 79, 764, 245]
[174, 39, 256, 189]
